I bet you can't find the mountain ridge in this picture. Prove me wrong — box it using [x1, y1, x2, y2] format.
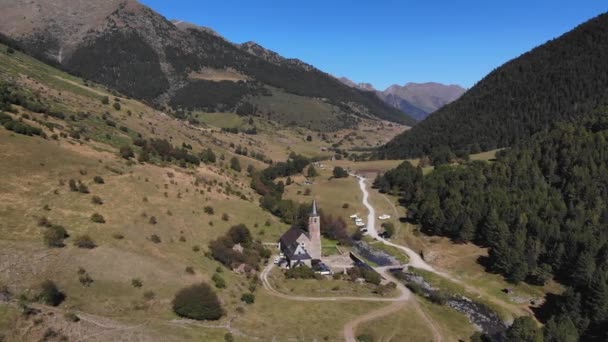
[0, 0, 414, 129]
[380, 12, 608, 158]
[337, 77, 466, 121]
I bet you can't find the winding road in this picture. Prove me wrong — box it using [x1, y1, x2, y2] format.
[259, 175, 447, 342]
[357, 175, 440, 274]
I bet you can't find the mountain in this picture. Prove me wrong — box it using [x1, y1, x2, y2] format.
[337, 77, 376, 92]
[337, 77, 465, 121]
[379, 82, 466, 120]
[0, 0, 414, 130]
[380, 12, 608, 158]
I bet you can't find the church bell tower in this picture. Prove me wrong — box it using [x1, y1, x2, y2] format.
[308, 200, 322, 260]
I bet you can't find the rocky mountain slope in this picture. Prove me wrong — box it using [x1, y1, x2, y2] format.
[380, 12, 608, 158]
[0, 0, 414, 129]
[338, 77, 465, 121]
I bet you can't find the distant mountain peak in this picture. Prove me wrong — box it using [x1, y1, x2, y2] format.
[336, 77, 376, 92]
[338, 76, 466, 120]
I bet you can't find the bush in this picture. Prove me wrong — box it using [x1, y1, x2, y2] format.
[149, 234, 161, 243]
[285, 265, 316, 279]
[43, 225, 68, 247]
[230, 157, 241, 172]
[38, 280, 65, 306]
[172, 283, 223, 320]
[90, 213, 105, 223]
[68, 179, 78, 192]
[356, 334, 374, 342]
[113, 102, 121, 111]
[221, 213, 229, 221]
[143, 291, 155, 300]
[131, 278, 143, 288]
[119, 145, 134, 159]
[64, 312, 80, 322]
[381, 222, 395, 238]
[93, 176, 104, 184]
[91, 195, 103, 205]
[112, 233, 124, 239]
[428, 290, 449, 305]
[212, 273, 226, 288]
[333, 166, 349, 178]
[78, 182, 90, 194]
[101, 96, 109, 105]
[74, 235, 96, 249]
[224, 333, 234, 342]
[204, 206, 214, 214]
[240, 293, 255, 304]
[185, 266, 195, 274]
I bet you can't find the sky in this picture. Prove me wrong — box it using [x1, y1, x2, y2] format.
[140, 0, 606, 90]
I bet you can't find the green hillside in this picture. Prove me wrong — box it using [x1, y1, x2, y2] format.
[379, 12, 608, 158]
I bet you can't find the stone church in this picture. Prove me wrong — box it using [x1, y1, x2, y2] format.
[278, 200, 322, 267]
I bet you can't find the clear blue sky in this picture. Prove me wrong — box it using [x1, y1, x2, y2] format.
[140, 0, 606, 89]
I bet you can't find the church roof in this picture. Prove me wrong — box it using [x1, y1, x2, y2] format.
[279, 226, 308, 247]
[279, 226, 313, 260]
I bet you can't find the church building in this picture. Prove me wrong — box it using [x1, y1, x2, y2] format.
[278, 200, 322, 268]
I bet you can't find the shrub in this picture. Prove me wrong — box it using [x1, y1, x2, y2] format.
[68, 179, 78, 192]
[64, 312, 80, 322]
[192, 245, 200, 252]
[224, 333, 234, 342]
[356, 334, 374, 342]
[333, 166, 349, 178]
[112, 233, 124, 240]
[38, 280, 65, 306]
[131, 278, 143, 288]
[43, 225, 68, 247]
[78, 182, 90, 194]
[149, 216, 157, 225]
[91, 195, 103, 205]
[149, 234, 161, 243]
[172, 283, 223, 320]
[428, 290, 449, 305]
[221, 213, 229, 221]
[212, 273, 226, 289]
[285, 266, 316, 279]
[204, 206, 214, 214]
[381, 222, 395, 238]
[342, 203, 350, 209]
[230, 157, 241, 172]
[185, 266, 195, 274]
[113, 102, 121, 111]
[90, 213, 105, 223]
[78, 272, 93, 287]
[101, 96, 109, 105]
[73, 235, 96, 249]
[240, 293, 255, 304]
[119, 145, 134, 159]
[93, 176, 104, 184]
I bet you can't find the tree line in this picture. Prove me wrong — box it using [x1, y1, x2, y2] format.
[375, 117, 608, 341]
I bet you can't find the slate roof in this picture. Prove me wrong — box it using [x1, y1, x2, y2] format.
[279, 226, 312, 260]
[279, 226, 308, 247]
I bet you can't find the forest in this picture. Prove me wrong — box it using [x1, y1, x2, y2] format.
[379, 13, 608, 159]
[375, 115, 608, 340]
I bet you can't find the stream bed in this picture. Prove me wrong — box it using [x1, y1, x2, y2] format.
[392, 270, 509, 339]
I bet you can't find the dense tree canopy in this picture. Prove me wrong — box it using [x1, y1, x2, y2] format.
[376, 116, 608, 340]
[379, 13, 608, 159]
